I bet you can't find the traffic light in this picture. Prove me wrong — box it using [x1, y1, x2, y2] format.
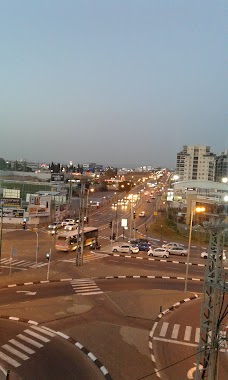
[46, 252, 50, 261]
[109, 221, 112, 228]
[112, 232, 116, 240]
[133, 211, 136, 219]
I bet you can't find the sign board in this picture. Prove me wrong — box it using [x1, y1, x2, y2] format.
[153, 211, 157, 216]
[121, 218, 128, 227]
[29, 195, 51, 217]
[0, 197, 21, 208]
[3, 189, 20, 199]
[2, 208, 24, 218]
[51, 173, 65, 182]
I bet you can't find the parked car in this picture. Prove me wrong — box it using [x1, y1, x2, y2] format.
[47, 221, 62, 231]
[162, 242, 183, 250]
[137, 242, 151, 252]
[147, 247, 169, 258]
[64, 223, 77, 231]
[61, 219, 75, 227]
[168, 247, 187, 256]
[112, 244, 139, 254]
[139, 211, 146, 217]
[200, 250, 226, 260]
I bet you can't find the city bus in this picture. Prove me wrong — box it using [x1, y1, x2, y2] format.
[55, 227, 99, 252]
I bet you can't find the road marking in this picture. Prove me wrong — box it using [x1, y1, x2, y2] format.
[17, 334, 43, 348]
[195, 328, 200, 343]
[2, 344, 29, 360]
[184, 326, 192, 341]
[31, 325, 56, 337]
[9, 339, 35, 354]
[159, 322, 169, 337]
[24, 330, 50, 343]
[16, 291, 36, 296]
[171, 324, 180, 339]
[153, 336, 197, 347]
[0, 350, 21, 367]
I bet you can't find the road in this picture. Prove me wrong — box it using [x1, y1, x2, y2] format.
[0, 183, 226, 379]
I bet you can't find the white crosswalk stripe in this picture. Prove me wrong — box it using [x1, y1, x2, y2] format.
[71, 278, 103, 295]
[0, 326, 56, 368]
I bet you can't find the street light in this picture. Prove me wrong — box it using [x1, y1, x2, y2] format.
[184, 205, 205, 292]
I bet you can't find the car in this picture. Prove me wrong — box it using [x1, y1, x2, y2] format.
[47, 221, 62, 231]
[168, 247, 187, 256]
[112, 244, 139, 254]
[137, 242, 151, 252]
[162, 242, 183, 250]
[64, 223, 77, 231]
[147, 247, 169, 258]
[200, 250, 226, 260]
[131, 238, 149, 245]
[139, 211, 146, 217]
[61, 219, 75, 227]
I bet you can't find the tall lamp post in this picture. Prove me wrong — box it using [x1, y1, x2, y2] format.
[184, 205, 205, 292]
[114, 192, 118, 240]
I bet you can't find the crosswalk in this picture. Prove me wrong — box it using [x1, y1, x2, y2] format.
[0, 258, 47, 270]
[154, 322, 227, 351]
[59, 251, 108, 265]
[0, 325, 56, 368]
[71, 278, 103, 296]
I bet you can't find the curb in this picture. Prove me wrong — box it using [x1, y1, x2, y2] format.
[148, 293, 199, 378]
[0, 315, 112, 380]
[2, 275, 204, 289]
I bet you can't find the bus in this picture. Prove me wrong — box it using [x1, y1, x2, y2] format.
[55, 227, 99, 252]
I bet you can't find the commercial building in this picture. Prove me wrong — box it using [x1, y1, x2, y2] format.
[176, 145, 216, 182]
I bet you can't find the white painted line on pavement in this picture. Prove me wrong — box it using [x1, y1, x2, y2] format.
[184, 326, 192, 341]
[171, 324, 180, 339]
[153, 336, 197, 347]
[160, 322, 169, 337]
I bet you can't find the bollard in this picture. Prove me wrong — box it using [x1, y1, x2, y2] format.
[6, 369, 10, 380]
[160, 306, 162, 313]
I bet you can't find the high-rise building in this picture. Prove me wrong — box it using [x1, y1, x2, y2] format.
[176, 145, 216, 182]
[215, 150, 228, 182]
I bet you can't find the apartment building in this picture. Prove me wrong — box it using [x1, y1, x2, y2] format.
[176, 145, 216, 182]
[215, 150, 228, 182]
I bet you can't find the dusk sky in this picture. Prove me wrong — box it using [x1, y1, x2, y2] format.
[0, 1, 226, 168]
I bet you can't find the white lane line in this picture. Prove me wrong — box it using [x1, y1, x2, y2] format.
[24, 330, 50, 343]
[72, 285, 98, 289]
[2, 344, 29, 360]
[17, 334, 43, 348]
[0, 351, 21, 367]
[159, 322, 169, 337]
[184, 326, 192, 341]
[171, 324, 180, 339]
[9, 339, 35, 354]
[153, 337, 198, 347]
[77, 291, 103, 295]
[75, 288, 100, 292]
[195, 328, 200, 343]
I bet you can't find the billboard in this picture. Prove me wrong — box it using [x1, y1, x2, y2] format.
[0, 197, 21, 208]
[51, 173, 65, 182]
[29, 195, 51, 217]
[2, 208, 24, 218]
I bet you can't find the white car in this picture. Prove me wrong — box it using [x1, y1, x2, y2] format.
[168, 247, 187, 256]
[201, 250, 226, 260]
[47, 221, 62, 231]
[112, 244, 139, 254]
[139, 211, 146, 217]
[162, 242, 183, 250]
[64, 223, 77, 231]
[148, 247, 169, 258]
[61, 219, 75, 227]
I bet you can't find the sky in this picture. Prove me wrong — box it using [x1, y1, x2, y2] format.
[0, 0, 227, 168]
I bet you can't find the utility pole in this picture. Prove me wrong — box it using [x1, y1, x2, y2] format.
[195, 206, 228, 379]
[75, 177, 87, 266]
